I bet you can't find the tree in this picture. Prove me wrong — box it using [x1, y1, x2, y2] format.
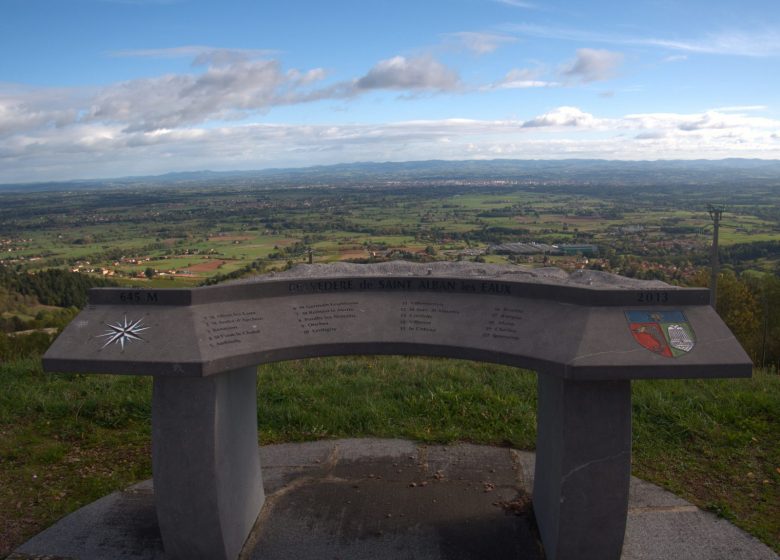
[717, 271, 761, 361]
[692, 269, 761, 362]
[748, 274, 780, 369]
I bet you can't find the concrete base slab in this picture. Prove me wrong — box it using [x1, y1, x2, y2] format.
[622, 479, 778, 560]
[9, 482, 165, 560]
[248, 439, 540, 560]
[11, 439, 778, 560]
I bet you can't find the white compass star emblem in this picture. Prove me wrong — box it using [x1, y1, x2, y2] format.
[97, 315, 149, 350]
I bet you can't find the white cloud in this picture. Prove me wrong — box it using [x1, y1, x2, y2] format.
[507, 24, 780, 57]
[3, 108, 780, 183]
[0, 85, 87, 136]
[498, 79, 556, 89]
[623, 110, 779, 133]
[110, 47, 280, 68]
[711, 105, 768, 113]
[522, 106, 601, 128]
[86, 59, 300, 131]
[635, 131, 666, 140]
[86, 54, 461, 132]
[0, 101, 73, 136]
[646, 30, 780, 57]
[678, 113, 732, 131]
[355, 55, 460, 91]
[444, 32, 517, 54]
[2, 48, 779, 185]
[485, 68, 559, 90]
[562, 48, 623, 83]
[1, 52, 466, 139]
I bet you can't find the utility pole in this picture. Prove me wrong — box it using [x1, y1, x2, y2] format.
[761, 287, 768, 368]
[707, 204, 725, 308]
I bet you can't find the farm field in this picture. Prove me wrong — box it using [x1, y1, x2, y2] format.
[3, 181, 780, 287]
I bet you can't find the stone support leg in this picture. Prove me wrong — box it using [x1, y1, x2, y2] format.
[533, 375, 631, 560]
[152, 367, 264, 560]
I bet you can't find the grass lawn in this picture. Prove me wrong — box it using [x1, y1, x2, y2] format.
[0, 356, 778, 557]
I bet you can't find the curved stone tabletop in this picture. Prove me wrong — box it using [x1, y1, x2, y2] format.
[44, 261, 750, 380]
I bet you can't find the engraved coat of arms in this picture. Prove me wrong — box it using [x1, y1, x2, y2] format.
[625, 310, 695, 358]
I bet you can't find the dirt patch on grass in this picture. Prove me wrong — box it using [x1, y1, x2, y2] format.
[339, 249, 368, 260]
[186, 260, 228, 272]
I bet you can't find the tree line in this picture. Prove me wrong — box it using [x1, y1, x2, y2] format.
[708, 270, 780, 370]
[0, 267, 117, 361]
[0, 266, 117, 308]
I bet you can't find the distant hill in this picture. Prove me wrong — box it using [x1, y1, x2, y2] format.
[2, 158, 780, 192]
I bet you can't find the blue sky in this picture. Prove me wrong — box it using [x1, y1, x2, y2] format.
[1, 0, 779, 183]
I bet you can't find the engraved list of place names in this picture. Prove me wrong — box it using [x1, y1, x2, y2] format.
[204, 311, 263, 348]
[293, 301, 358, 335]
[399, 300, 460, 334]
[482, 307, 524, 341]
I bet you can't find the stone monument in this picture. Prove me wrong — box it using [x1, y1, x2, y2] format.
[43, 262, 752, 560]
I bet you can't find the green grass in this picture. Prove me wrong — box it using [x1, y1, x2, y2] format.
[631, 372, 780, 548]
[0, 356, 778, 557]
[257, 356, 537, 446]
[719, 229, 780, 245]
[0, 358, 153, 556]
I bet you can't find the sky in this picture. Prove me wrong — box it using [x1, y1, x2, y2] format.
[1, 0, 779, 183]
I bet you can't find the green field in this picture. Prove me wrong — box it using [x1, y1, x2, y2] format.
[4, 182, 780, 286]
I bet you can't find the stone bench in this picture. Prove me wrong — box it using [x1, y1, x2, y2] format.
[43, 262, 752, 560]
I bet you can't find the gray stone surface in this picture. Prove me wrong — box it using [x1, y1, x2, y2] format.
[534, 376, 632, 560]
[259, 440, 336, 494]
[246, 260, 673, 289]
[12, 485, 165, 560]
[14, 440, 778, 560]
[249, 439, 540, 560]
[44, 262, 750, 380]
[151, 367, 264, 560]
[623, 508, 780, 560]
[628, 477, 693, 510]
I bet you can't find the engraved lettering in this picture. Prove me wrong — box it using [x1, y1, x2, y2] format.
[292, 301, 358, 336]
[637, 291, 669, 304]
[483, 307, 524, 341]
[202, 310, 263, 347]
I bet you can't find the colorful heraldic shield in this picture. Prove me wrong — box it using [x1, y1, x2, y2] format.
[625, 310, 696, 358]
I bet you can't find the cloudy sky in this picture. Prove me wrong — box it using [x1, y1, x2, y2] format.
[2, 0, 779, 183]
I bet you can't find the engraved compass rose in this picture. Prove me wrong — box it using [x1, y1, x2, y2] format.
[97, 315, 149, 350]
